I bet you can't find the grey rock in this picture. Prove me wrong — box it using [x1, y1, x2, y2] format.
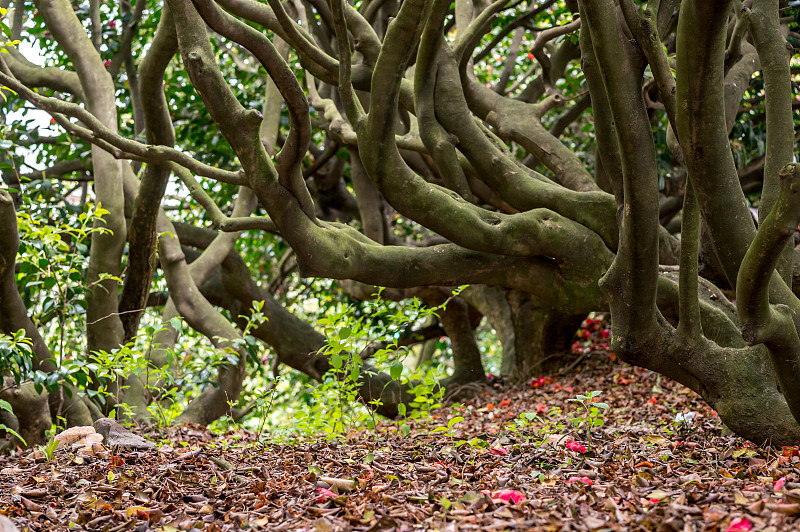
[0, 516, 19, 532]
[93, 418, 155, 450]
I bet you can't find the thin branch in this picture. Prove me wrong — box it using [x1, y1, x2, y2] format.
[0, 61, 248, 186]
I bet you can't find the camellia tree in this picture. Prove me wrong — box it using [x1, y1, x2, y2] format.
[0, 0, 799, 446]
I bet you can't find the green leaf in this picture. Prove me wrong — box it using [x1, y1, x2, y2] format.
[447, 416, 464, 429]
[390, 361, 403, 380]
[0, 399, 12, 413]
[0, 423, 26, 446]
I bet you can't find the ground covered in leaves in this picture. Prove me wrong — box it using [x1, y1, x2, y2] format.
[2, 347, 800, 530]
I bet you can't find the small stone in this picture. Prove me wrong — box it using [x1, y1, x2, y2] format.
[54, 426, 96, 448]
[93, 418, 154, 450]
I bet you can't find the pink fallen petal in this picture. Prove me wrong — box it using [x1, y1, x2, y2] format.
[316, 488, 337, 502]
[490, 446, 509, 456]
[567, 476, 593, 485]
[774, 477, 787, 491]
[725, 517, 753, 532]
[493, 489, 524, 504]
[565, 440, 587, 453]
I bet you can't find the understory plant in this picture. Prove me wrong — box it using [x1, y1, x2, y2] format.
[289, 290, 458, 438]
[568, 390, 609, 444]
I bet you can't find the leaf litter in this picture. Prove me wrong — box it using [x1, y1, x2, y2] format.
[2, 323, 799, 531]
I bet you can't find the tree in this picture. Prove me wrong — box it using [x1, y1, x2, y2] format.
[0, 0, 798, 447]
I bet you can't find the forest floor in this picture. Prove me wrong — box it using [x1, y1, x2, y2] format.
[2, 339, 799, 530]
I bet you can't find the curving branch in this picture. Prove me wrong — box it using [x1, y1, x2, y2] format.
[737, 163, 800, 426]
[193, 0, 315, 217]
[0, 63, 248, 186]
[119, 6, 179, 342]
[3, 48, 84, 98]
[744, 1, 794, 280]
[580, 0, 661, 341]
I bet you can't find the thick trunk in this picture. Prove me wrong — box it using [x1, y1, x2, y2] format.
[506, 290, 584, 381]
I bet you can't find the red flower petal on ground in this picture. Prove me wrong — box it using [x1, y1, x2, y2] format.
[493, 489, 524, 504]
[567, 476, 593, 485]
[490, 446, 509, 456]
[774, 477, 787, 491]
[601, 329, 610, 338]
[316, 488, 337, 502]
[725, 517, 753, 532]
[565, 440, 587, 453]
[527, 51, 535, 61]
[499, 398, 511, 407]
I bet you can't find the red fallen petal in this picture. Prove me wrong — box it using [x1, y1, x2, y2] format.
[565, 440, 587, 453]
[774, 477, 787, 491]
[316, 488, 337, 502]
[726, 517, 753, 532]
[490, 446, 509, 456]
[499, 398, 511, 407]
[527, 51, 535, 60]
[565, 386, 574, 393]
[567, 477, 593, 485]
[601, 329, 610, 338]
[647, 396, 658, 404]
[536, 403, 547, 414]
[493, 489, 524, 504]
